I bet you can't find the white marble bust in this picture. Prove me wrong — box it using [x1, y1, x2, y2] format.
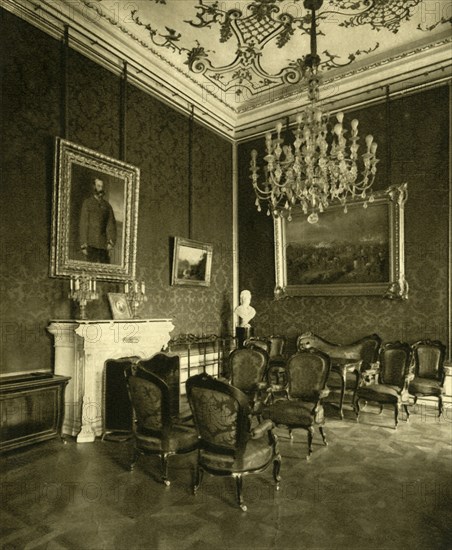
[235, 289, 256, 328]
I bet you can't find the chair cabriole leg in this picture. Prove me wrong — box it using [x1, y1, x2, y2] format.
[354, 398, 360, 422]
[273, 454, 282, 490]
[339, 372, 346, 419]
[193, 453, 203, 495]
[403, 404, 410, 422]
[306, 426, 314, 460]
[234, 474, 247, 511]
[129, 448, 140, 472]
[161, 453, 170, 486]
[319, 426, 327, 446]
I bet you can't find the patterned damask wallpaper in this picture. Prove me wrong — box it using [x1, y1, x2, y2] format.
[238, 86, 449, 355]
[0, 10, 233, 375]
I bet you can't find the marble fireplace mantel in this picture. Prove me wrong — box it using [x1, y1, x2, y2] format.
[47, 319, 175, 442]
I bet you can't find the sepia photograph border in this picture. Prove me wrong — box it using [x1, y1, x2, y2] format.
[50, 137, 140, 281]
[274, 184, 408, 299]
[171, 237, 213, 287]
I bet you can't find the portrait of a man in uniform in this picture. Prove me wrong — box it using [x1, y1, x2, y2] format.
[68, 164, 125, 266]
[79, 178, 117, 264]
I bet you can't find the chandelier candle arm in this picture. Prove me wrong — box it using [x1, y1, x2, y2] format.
[249, 0, 379, 224]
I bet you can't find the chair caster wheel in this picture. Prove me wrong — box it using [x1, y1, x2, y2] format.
[240, 504, 247, 512]
[164, 480, 171, 487]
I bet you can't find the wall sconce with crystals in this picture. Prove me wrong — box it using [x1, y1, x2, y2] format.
[250, 0, 379, 224]
[68, 274, 99, 319]
[124, 279, 148, 318]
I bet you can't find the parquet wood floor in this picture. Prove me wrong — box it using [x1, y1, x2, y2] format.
[1, 403, 451, 550]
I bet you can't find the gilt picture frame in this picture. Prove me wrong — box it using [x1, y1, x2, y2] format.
[274, 184, 408, 299]
[50, 138, 140, 281]
[171, 237, 213, 287]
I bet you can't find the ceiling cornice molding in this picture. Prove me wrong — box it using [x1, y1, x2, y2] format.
[2, 0, 450, 142]
[234, 37, 452, 139]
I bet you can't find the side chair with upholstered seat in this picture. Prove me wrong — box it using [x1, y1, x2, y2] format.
[267, 335, 288, 389]
[243, 336, 271, 354]
[297, 332, 382, 418]
[186, 372, 281, 511]
[262, 349, 331, 461]
[124, 357, 198, 486]
[244, 335, 288, 390]
[228, 347, 269, 413]
[409, 339, 447, 417]
[354, 341, 412, 429]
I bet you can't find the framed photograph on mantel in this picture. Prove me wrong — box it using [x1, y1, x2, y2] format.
[50, 138, 140, 282]
[171, 237, 213, 287]
[274, 184, 408, 299]
[108, 293, 132, 320]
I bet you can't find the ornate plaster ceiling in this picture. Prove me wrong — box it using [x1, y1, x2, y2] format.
[3, 0, 452, 138]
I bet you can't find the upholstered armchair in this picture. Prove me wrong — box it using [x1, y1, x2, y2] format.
[124, 360, 198, 486]
[354, 341, 412, 429]
[409, 340, 447, 416]
[262, 349, 331, 460]
[186, 373, 281, 511]
[228, 347, 269, 412]
[297, 332, 382, 418]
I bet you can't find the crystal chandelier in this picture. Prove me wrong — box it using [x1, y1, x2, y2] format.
[250, 0, 379, 224]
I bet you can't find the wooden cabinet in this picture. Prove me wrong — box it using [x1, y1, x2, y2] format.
[0, 374, 70, 452]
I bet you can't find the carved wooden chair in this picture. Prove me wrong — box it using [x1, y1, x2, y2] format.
[267, 335, 288, 388]
[262, 349, 331, 460]
[124, 358, 198, 486]
[244, 335, 288, 389]
[297, 332, 382, 418]
[186, 372, 281, 511]
[243, 336, 271, 354]
[228, 347, 269, 412]
[409, 340, 447, 417]
[354, 341, 412, 429]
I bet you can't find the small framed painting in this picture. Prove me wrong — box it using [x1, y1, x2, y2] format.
[171, 237, 213, 287]
[108, 293, 132, 320]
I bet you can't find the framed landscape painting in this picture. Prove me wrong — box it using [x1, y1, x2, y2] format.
[274, 184, 408, 298]
[171, 237, 213, 287]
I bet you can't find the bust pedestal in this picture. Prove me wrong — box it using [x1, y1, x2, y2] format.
[236, 326, 254, 349]
[47, 319, 174, 442]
